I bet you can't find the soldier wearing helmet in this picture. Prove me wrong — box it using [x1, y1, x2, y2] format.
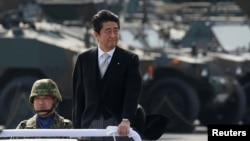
[16, 78, 72, 129]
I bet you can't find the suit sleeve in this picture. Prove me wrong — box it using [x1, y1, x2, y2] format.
[72, 55, 85, 128]
[123, 54, 142, 123]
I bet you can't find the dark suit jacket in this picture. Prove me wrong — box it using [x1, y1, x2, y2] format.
[72, 46, 142, 128]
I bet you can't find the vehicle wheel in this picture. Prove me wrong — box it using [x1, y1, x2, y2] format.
[199, 81, 246, 125]
[141, 77, 200, 133]
[0, 76, 38, 128]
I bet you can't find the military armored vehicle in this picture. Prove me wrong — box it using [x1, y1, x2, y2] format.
[118, 1, 249, 133]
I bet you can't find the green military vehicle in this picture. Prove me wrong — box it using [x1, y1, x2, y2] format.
[119, 1, 249, 133]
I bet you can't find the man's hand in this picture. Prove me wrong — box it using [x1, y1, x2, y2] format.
[117, 119, 130, 136]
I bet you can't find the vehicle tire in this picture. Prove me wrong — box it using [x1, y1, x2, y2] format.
[140, 77, 200, 133]
[0, 76, 38, 129]
[199, 81, 246, 125]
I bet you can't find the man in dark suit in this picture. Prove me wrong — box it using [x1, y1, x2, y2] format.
[72, 9, 142, 140]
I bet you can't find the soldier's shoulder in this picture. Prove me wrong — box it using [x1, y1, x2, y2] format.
[56, 114, 72, 128]
[16, 120, 28, 129]
[16, 116, 37, 129]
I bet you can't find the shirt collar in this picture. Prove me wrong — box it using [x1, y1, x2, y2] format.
[98, 47, 115, 58]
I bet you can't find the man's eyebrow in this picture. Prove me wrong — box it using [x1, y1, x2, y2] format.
[104, 27, 118, 31]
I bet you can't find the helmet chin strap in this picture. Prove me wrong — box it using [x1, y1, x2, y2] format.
[35, 107, 54, 117]
[35, 102, 58, 117]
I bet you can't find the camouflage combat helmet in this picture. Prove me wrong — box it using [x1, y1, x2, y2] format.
[29, 79, 62, 103]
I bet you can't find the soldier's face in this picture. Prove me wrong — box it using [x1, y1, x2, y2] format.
[33, 95, 55, 116]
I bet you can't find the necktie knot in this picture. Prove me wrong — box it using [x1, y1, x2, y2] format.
[100, 53, 110, 78]
[102, 53, 110, 60]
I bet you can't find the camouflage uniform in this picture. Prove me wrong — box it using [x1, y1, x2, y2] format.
[12, 79, 72, 139]
[16, 113, 72, 129]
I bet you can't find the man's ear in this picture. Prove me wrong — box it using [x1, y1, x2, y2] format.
[93, 31, 99, 40]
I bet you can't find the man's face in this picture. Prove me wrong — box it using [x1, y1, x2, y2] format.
[33, 95, 55, 116]
[94, 21, 119, 51]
